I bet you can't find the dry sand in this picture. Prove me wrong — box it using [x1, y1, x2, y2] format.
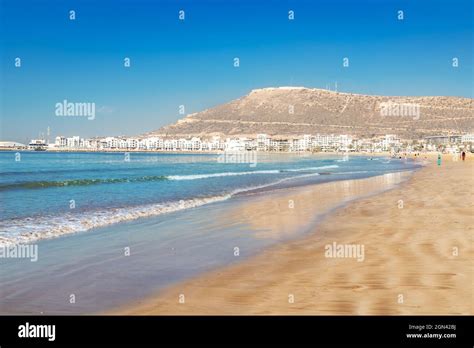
[118, 154, 473, 315]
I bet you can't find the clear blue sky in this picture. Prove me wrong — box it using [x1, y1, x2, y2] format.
[1, 0, 472, 143]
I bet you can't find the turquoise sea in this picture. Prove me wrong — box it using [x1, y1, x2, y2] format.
[0, 151, 421, 313]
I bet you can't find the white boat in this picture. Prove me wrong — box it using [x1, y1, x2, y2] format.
[28, 139, 47, 151]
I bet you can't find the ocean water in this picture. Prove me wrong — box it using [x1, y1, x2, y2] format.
[0, 151, 423, 314]
[0, 151, 421, 247]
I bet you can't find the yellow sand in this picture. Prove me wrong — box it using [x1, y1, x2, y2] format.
[117, 154, 473, 315]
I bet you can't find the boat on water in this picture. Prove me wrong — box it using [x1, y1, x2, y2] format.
[28, 139, 48, 151]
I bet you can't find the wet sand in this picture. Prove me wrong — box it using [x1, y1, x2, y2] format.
[0, 159, 410, 315]
[118, 155, 473, 315]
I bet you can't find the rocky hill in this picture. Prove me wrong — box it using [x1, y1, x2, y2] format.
[146, 87, 473, 139]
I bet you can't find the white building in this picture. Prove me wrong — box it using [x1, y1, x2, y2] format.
[381, 134, 401, 151]
[256, 134, 270, 151]
[210, 136, 224, 151]
[190, 137, 202, 151]
[45, 133, 415, 153]
[126, 138, 138, 149]
[225, 138, 246, 151]
[67, 136, 80, 148]
[461, 134, 474, 143]
[55, 136, 67, 147]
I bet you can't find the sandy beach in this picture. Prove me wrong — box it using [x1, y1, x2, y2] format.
[117, 154, 473, 315]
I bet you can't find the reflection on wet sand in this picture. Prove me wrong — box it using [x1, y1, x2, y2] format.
[220, 172, 409, 239]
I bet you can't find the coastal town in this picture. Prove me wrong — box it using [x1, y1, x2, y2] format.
[2, 133, 473, 154]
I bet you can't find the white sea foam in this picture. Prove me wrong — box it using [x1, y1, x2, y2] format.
[0, 195, 231, 247]
[0, 172, 323, 246]
[0, 167, 339, 247]
[167, 170, 280, 180]
[168, 165, 338, 180]
[333, 171, 369, 175]
[282, 165, 338, 172]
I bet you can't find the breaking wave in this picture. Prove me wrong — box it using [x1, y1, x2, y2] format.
[0, 165, 339, 190]
[0, 171, 329, 246]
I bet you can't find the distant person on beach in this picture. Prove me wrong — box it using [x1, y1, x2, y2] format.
[461, 151, 466, 161]
[437, 154, 442, 166]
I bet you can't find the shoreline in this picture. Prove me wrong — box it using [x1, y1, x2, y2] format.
[0, 152, 414, 247]
[0, 165, 413, 315]
[116, 154, 473, 315]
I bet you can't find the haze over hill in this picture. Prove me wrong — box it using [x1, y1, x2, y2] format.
[146, 87, 473, 139]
